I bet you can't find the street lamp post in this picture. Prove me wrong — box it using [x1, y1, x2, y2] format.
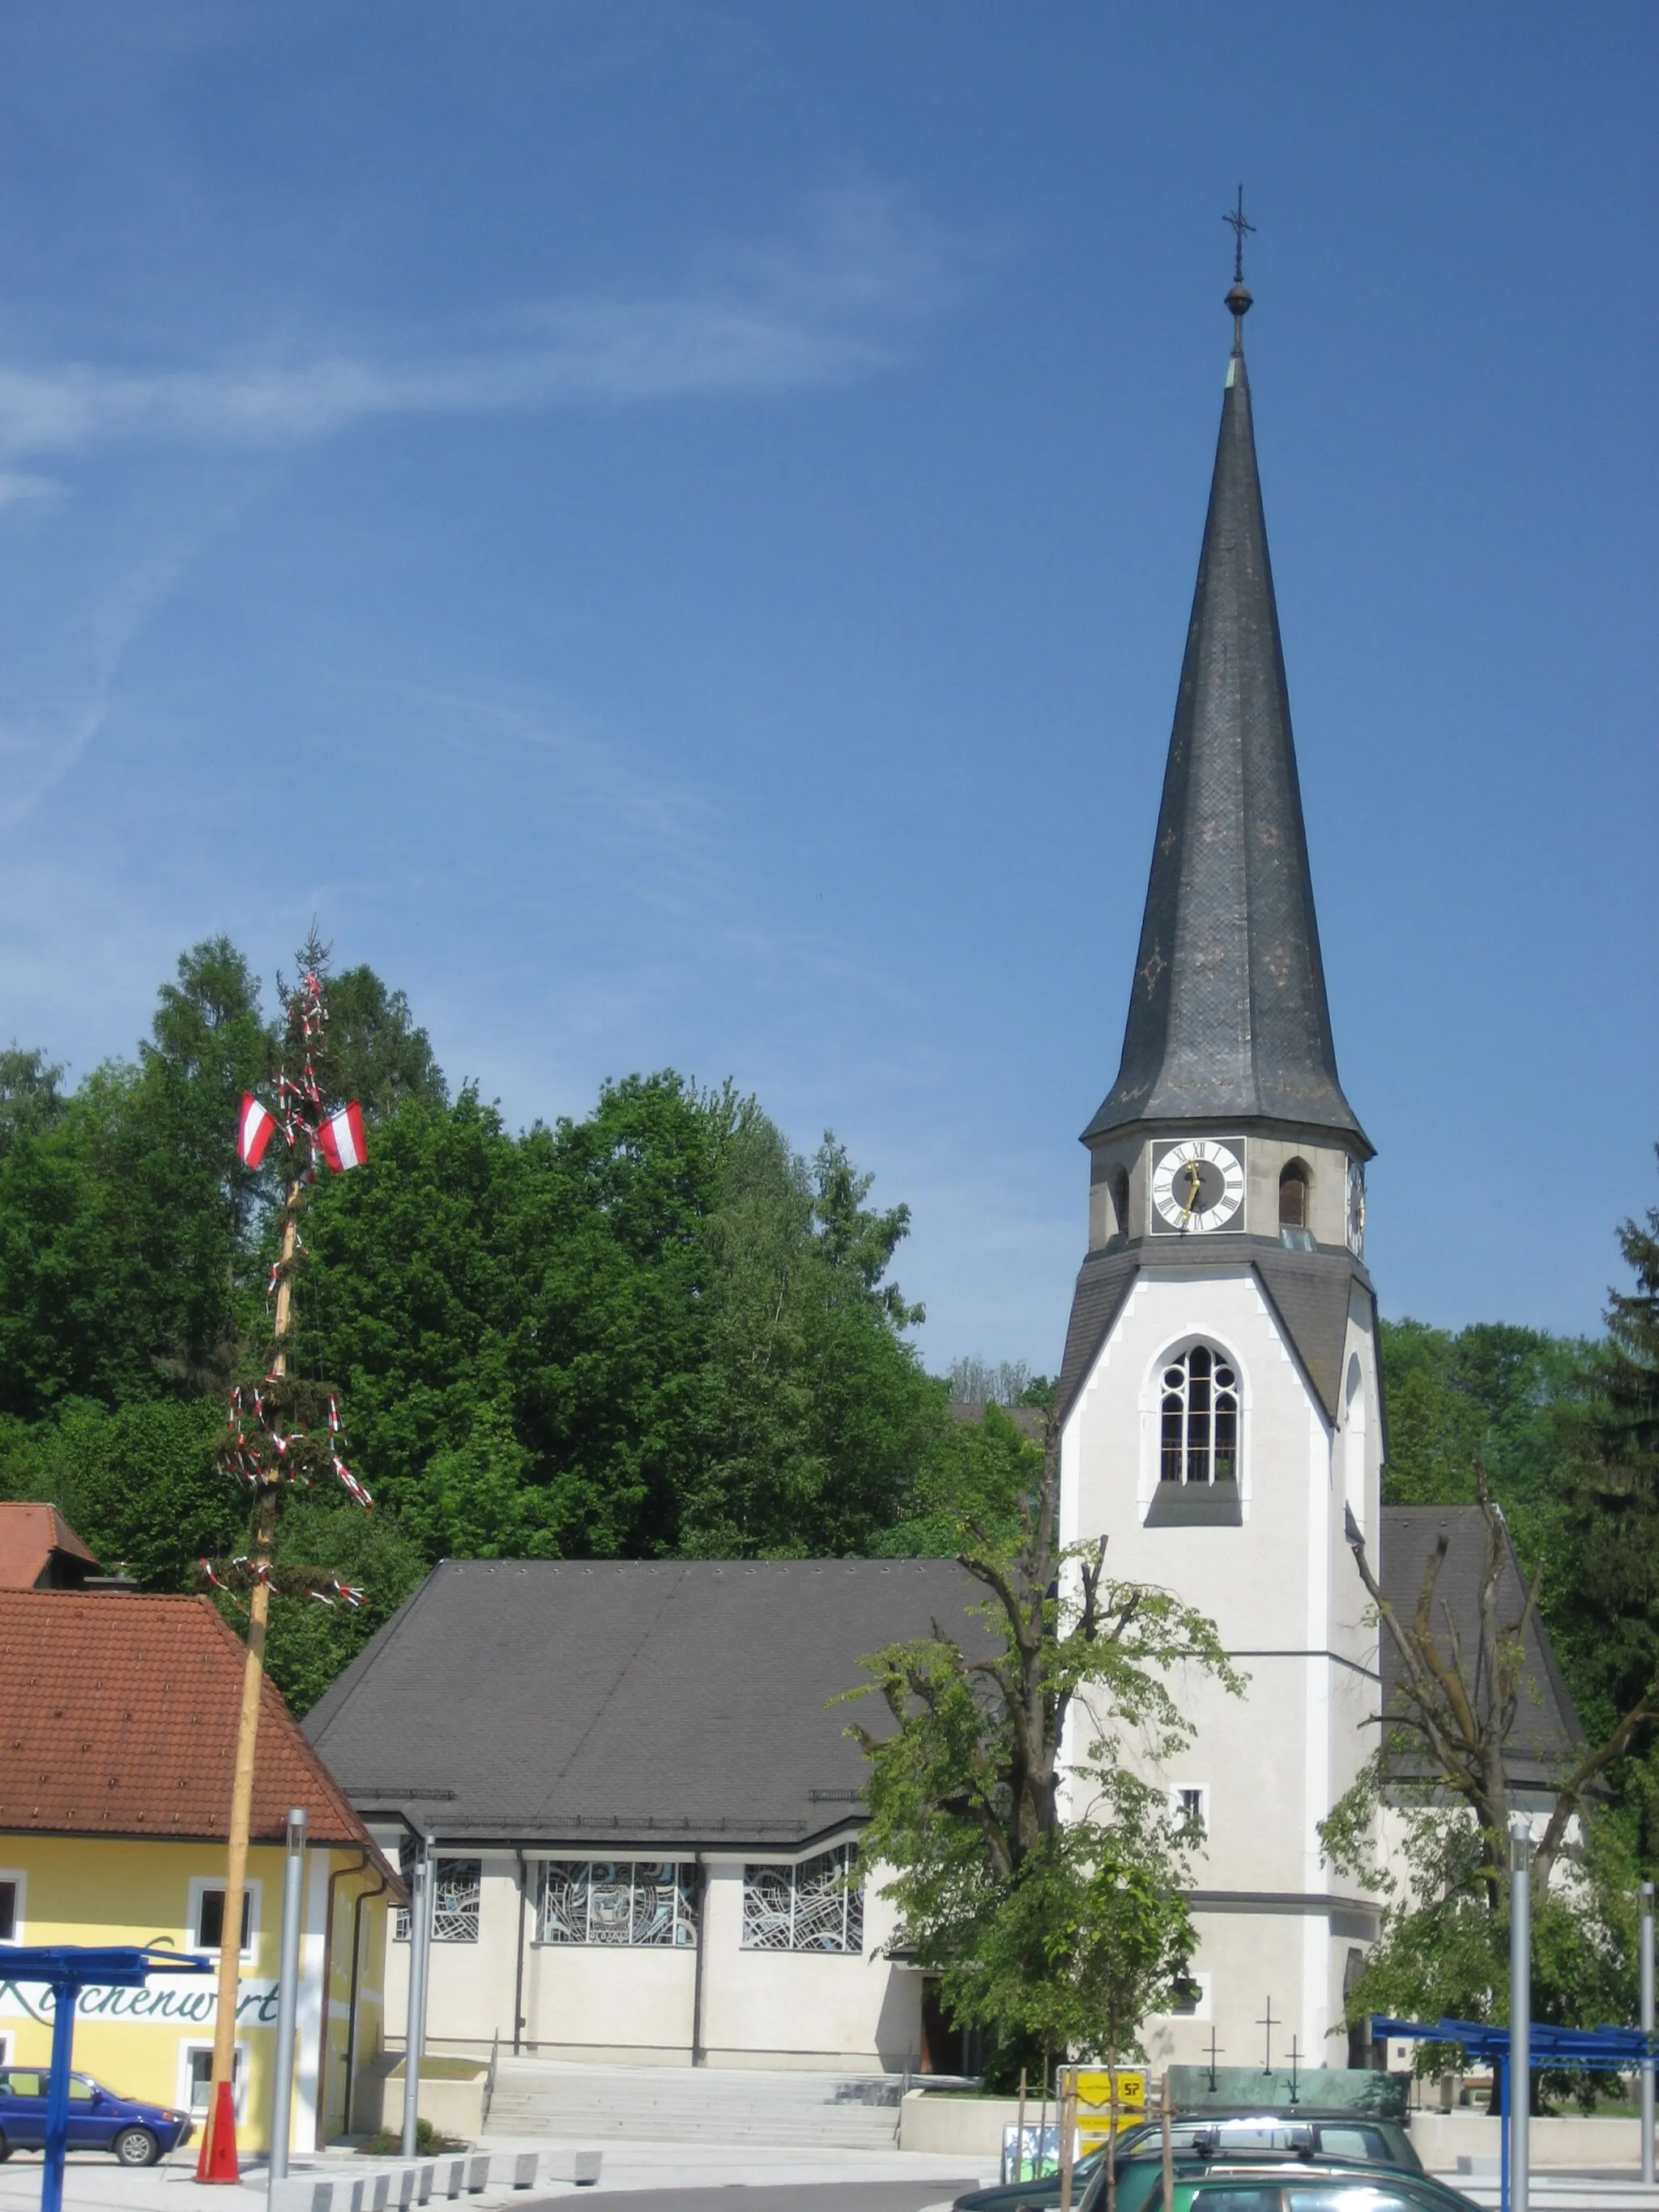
[267, 1807, 308, 2195]
[1510, 1822, 1533, 2212]
[1640, 1882, 1654, 2189]
[401, 1839, 435, 2159]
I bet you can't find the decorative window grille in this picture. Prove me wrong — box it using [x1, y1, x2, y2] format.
[741, 1845, 864, 1954]
[1159, 1345, 1239, 1486]
[538, 1861, 697, 1948]
[394, 1857, 482, 1942]
[433, 1859, 481, 1941]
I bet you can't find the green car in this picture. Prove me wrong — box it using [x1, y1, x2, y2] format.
[954, 2116, 1425, 2212]
[1073, 2152, 1478, 2212]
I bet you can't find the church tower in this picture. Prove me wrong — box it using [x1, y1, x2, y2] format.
[1057, 266, 1384, 2072]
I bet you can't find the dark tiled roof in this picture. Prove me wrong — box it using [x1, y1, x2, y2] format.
[305, 1558, 987, 1850]
[1252, 1245, 1367, 1420]
[1056, 1240, 1370, 1425]
[0, 1592, 395, 1869]
[1376, 1507, 1585, 1789]
[1085, 343, 1368, 1152]
[1056, 1247, 1143, 1422]
[0, 1504, 100, 1589]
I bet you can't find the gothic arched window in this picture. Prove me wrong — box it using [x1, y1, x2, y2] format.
[1111, 1168, 1131, 1240]
[1278, 1159, 1310, 1229]
[1160, 1344, 1239, 1488]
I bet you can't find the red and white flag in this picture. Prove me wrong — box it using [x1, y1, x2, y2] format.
[318, 1101, 369, 1174]
[236, 1093, 277, 1169]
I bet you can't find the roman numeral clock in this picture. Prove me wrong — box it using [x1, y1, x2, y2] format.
[1149, 1139, 1247, 1234]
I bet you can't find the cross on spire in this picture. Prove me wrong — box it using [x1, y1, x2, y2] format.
[1222, 186, 1256, 351]
[1223, 184, 1255, 285]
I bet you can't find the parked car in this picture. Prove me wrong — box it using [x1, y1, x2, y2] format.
[1073, 2152, 1478, 2212]
[955, 2115, 1425, 2212]
[0, 2068, 193, 2167]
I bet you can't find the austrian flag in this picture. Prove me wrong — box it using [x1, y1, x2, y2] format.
[236, 1093, 277, 1169]
[318, 1102, 369, 1174]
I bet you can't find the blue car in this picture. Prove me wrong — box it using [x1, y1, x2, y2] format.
[0, 2066, 193, 2167]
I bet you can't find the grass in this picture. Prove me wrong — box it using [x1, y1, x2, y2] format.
[356, 2118, 467, 2157]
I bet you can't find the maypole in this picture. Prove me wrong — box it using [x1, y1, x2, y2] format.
[196, 938, 373, 2184]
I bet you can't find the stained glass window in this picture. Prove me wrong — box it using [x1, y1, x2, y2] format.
[741, 1845, 864, 1954]
[538, 1860, 697, 1948]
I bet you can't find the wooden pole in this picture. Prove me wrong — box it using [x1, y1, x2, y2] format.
[1014, 2065, 1027, 2184]
[198, 1189, 300, 2180]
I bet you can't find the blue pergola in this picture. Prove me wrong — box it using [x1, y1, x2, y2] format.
[1371, 2015, 1656, 2212]
[3, 1946, 210, 2212]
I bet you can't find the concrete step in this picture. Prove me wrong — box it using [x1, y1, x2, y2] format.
[484, 2059, 905, 2147]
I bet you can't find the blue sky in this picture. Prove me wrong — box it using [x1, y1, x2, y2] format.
[0, 3, 1652, 1371]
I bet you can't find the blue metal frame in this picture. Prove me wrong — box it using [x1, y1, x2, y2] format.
[2, 1946, 209, 2212]
[1371, 2016, 1657, 2212]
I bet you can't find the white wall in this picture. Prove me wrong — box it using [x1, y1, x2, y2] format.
[383, 1844, 923, 2073]
[1062, 1261, 1384, 2076]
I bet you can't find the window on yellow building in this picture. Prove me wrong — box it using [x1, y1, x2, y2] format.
[0, 1882, 15, 1941]
[194, 1889, 252, 1952]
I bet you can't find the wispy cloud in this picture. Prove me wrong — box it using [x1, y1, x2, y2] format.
[0, 533, 207, 831]
[0, 188, 962, 467]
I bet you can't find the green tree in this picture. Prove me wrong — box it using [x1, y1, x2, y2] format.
[1546, 1158, 1659, 1832]
[1327, 1475, 1657, 2098]
[842, 1426, 1237, 2094]
[678, 1121, 938, 1556]
[1380, 1317, 1584, 1510]
[874, 1399, 1040, 1560]
[322, 964, 448, 1121]
[0, 1046, 66, 1157]
[0, 1396, 239, 1587]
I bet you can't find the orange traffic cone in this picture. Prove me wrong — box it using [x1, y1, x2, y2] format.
[194, 2078, 241, 2183]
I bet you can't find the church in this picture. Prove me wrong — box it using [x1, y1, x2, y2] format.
[305, 273, 1582, 2087]
[1056, 264, 1384, 2077]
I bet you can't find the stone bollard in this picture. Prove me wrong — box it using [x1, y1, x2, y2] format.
[416, 2162, 436, 2206]
[369, 2176, 391, 2212]
[510, 2150, 539, 2189]
[443, 2155, 467, 2201]
[466, 2152, 490, 2193]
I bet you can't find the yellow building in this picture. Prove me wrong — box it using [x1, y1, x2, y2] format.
[0, 1588, 404, 2154]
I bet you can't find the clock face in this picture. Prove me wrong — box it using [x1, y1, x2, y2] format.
[1346, 1161, 1367, 1256]
[1151, 1139, 1246, 1234]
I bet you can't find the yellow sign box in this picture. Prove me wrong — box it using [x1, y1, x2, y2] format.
[1073, 2068, 1146, 2150]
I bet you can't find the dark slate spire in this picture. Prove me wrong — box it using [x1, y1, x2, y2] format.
[1084, 287, 1370, 1153]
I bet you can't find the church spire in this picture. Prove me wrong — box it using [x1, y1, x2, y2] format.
[1084, 261, 1370, 1154]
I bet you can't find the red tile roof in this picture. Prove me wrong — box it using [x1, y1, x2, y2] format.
[0, 1591, 399, 1878]
[0, 1505, 100, 1589]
